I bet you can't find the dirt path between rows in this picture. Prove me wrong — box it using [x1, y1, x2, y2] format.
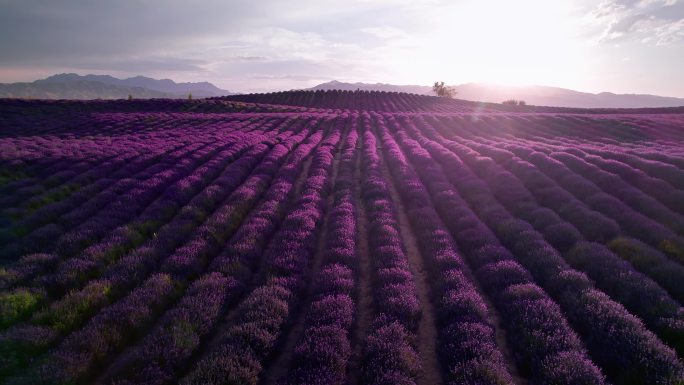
[376, 140, 444, 385]
[260, 127, 347, 385]
[175, 133, 322, 380]
[477, 278, 528, 385]
[424, 123, 529, 385]
[346, 135, 374, 385]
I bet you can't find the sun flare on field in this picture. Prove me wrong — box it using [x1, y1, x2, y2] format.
[390, 0, 590, 88]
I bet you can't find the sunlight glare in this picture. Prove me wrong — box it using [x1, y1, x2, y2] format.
[391, 0, 590, 88]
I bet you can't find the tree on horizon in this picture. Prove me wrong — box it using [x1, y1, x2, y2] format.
[433, 81, 455, 98]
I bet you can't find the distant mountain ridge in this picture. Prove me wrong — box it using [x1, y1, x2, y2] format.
[309, 80, 684, 108]
[0, 73, 232, 100]
[0, 81, 176, 100]
[37, 73, 231, 97]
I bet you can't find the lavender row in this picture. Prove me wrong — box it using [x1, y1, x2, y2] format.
[0, 115, 255, 224]
[376, 115, 515, 384]
[547, 146, 684, 234]
[0, 153, 128, 220]
[467, 137, 684, 305]
[520, 115, 684, 164]
[429, 116, 684, 263]
[462, 136, 622, 243]
[75, 117, 323, 385]
[544, 143, 684, 215]
[409, 118, 684, 385]
[181, 119, 343, 385]
[1, 120, 318, 383]
[221, 89, 482, 113]
[0, 136, 274, 334]
[508, 143, 684, 262]
[602, 147, 684, 188]
[0, 138, 218, 262]
[47, 133, 263, 261]
[0, 118, 284, 338]
[0, 114, 266, 239]
[283, 119, 360, 385]
[452, 135, 684, 355]
[0, 142, 187, 272]
[0, 137, 160, 213]
[357, 117, 421, 385]
[46, 134, 268, 287]
[0, 113, 224, 197]
[77, 122, 318, 385]
[0, 100, 315, 137]
[45, 119, 284, 291]
[3, 273, 176, 385]
[607, 237, 684, 305]
[0, 137, 278, 378]
[96, 124, 315, 384]
[388, 115, 605, 385]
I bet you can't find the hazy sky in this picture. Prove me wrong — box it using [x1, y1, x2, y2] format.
[1, 0, 683, 95]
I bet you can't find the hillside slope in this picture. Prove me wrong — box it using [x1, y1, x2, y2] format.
[219, 89, 684, 114]
[1, 96, 684, 385]
[310, 80, 684, 108]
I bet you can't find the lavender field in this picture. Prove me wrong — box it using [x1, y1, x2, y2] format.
[2, 91, 684, 385]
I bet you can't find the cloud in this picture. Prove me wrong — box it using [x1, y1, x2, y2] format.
[1, 0, 682, 96]
[0, 0, 386, 90]
[360, 26, 408, 39]
[646, 17, 684, 44]
[0, 0, 255, 64]
[231, 56, 269, 62]
[250, 74, 331, 81]
[591, 0, 684, 44]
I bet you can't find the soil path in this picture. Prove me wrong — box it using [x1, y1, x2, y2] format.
[260, 127, 347, 385]
[479, 280, 528, 385]
[174, 131, 322, 380]
[413, 123, 528, 385]
[346, 134, 374, 385]
[376, 138, 444, 385]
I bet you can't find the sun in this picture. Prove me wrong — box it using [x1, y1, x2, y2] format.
[389, 0, 591, 88]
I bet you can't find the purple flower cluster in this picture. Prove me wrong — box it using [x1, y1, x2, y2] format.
[463, 139, 621, 244]
[0, 113, 283, 263]
[388, 115, 604, 385]
[550, 150, 684, 234]
[520, 147, 684, 262]
[358, 116, 421, 385]
[2, 96, 684, 385]
[608, 237, 684, 304]
[50, 119, 320, 385]
[0, 119, 312, 382]
[410, 118, 684, 385]
[181, 118, 344, 385]
[284, 120, 360, 385]
[586, 143, 684, 190]
[582, 151, 684, 214]
[454, 137, 684, 356]
[377, 115, 514, 384]
[4, 273, 175, 384]
[0, 136, 267, 336]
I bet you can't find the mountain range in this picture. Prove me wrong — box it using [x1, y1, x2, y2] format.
[0, 73, 232, 99]
[2, 75, 683, 108]
[309, 80, 684, 109]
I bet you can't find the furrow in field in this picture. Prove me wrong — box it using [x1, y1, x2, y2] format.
[345, 124, 374, 385]
[374, 123, 443, 385]
[260, 119, 349, 385]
